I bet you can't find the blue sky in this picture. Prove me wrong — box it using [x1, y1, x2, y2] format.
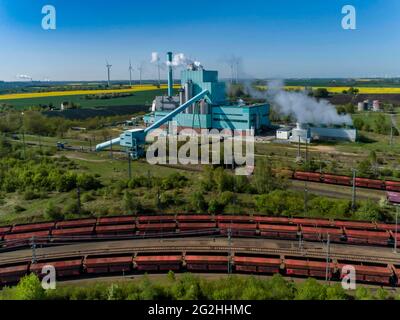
[0, 0, 399, 81]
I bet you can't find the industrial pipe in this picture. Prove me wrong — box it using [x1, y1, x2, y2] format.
[167, 52, 173, 97]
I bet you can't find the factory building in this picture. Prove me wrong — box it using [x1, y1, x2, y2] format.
[277, 123, 357, 143]
[143, 58, 269, 134]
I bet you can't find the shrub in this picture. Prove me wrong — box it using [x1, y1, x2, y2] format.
[45, 202, 64, 220]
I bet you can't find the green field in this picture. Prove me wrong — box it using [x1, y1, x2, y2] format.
[0, 89, 167, 110]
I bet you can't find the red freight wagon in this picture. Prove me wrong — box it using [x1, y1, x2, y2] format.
[253, 216, 291, 225]
[0, 226, 11, 236]
[56, 218, 96, 229]
[334, 220, 376, 230]
[136, 223, 176, 231]
[216, 215, 253, 223]
[97, 216, 136, 226]
[291, 218, 333, 227]
[12, 222, 55, 234]
[0, 264, 29, 285]
[218, 223, 257, 236]
[355, 178, 384, 189]
[294, 172, 321, 182]
[385, 181, 400, 192]
[323, 174, 352, 186]
[338, 263, 392, 284]
[234, 256, 281, 274]
[301, 226, 343, 242]
[85, 256, 132, 274]
[258, 224, 298, 239]
[95, 224, 135, 235]
[30, 259, 83, 277]
[185, 255, 228, 271]
[178, 222, 217, 230]
[344, 229, 389, 246]
[137, 215, 176, 223]
[285, 259, 334, 278]
[176, 215, 214, 222]
[135, 255, 182, 271]
[235, 265, 257, 273]
[375, 222, 398, 232]
[4, 230, 50, 247]
[52, 226, 94, 237]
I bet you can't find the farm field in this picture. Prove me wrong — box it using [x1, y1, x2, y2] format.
[0, 89, 168, 110]
[0, 84, 179, 100]
[256, 86, 400, 94]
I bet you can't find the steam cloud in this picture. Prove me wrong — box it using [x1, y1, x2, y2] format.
[150, 52, 160, 63]
[266, 80, 353, 126]
[16, 74, 32, 81]
[166, 53, 201, 68]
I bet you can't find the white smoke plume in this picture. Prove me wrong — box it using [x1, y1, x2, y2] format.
[267, 80, 353, 126]
[16, 74, 32, 81]
[150, 52, 160, 63]
[166, 53, 201, 68]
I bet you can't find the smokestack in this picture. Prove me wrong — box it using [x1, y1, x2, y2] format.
[167, 52, 173, 97]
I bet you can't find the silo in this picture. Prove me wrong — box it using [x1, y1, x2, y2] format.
[179, 87, 185, 106]
[185, 81, 193, 113]
[373, 100, 380, 111]
[357, 102, 364, 111]
[200, 99, 209, 114]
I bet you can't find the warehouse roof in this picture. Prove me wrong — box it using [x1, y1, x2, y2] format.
[277, 127, 293, 132]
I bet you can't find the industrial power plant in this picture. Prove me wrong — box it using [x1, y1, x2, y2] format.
[96, 51, 357, 157]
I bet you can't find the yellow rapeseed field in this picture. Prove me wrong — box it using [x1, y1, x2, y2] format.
[0, 84, 181, 100]
[256, 85, 400, 94]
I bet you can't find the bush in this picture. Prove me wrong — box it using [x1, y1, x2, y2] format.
[45, 202, 64, 220]
[23, 189, 40, 200]
[14, 274, 45, 300]
[189, 192, 208, 213]
[77, 173, 102, 191]
[14, 205, 26, 213]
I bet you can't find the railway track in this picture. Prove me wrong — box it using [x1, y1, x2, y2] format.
[1, 237, 399, 266]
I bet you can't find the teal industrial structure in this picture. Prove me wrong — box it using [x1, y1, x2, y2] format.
[96, 52, 270, 158]
[143, 60, 270, 133]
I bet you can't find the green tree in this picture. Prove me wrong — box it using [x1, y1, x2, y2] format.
[14, 274, 45, 300]
[295, 278, 327, 300]
[326, 284, 349, 300]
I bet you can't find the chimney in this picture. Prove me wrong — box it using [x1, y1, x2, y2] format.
[167, 52, 173, 97]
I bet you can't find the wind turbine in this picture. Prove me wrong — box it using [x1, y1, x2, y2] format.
[137, 63, 144, 85]
[106, 59, 112, 87]
[128, 59, 133, 86]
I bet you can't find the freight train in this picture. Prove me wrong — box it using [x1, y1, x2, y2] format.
[0, 215, 398, 250]
[1, 250, 399, 287]
[293, 171, 400, 192]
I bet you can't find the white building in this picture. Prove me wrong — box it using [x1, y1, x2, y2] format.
[276, 127, 293, 140]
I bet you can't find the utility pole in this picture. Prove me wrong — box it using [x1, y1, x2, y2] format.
[227, 227, 232, 274]
[21, 112, 26, 159]
[390, 123, 394, 146]
[298, 231, 303, 251]
[31, 236, 37, 264]
[305, 139, 308, 165]
[77, 185, 81, 214]
[394, 206, 399, 253]
[351, 169, 357, 210]
[127, 151, 132, 180]
[304, 180, 308, 215]
[325, 234, 331, 284]
[296, 136, 301, 161]
[110, 136, 113, 159]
